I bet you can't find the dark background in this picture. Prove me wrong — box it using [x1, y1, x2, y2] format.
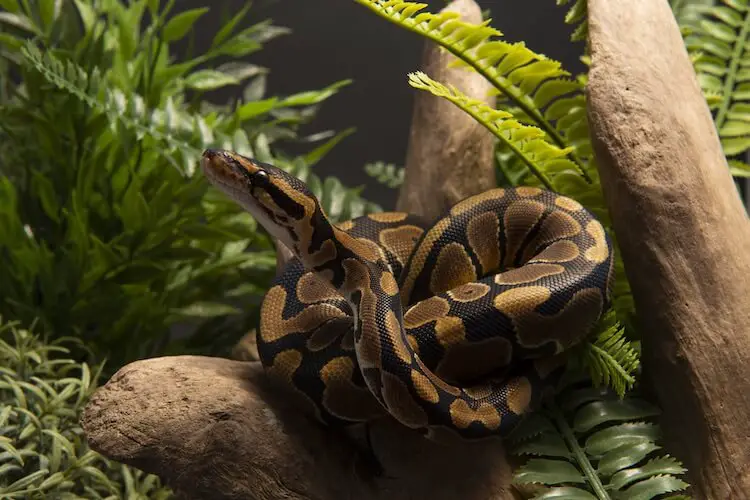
[186, 0, 584, 208]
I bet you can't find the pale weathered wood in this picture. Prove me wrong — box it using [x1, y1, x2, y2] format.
[82, 356, 516, 500]
[587, 0, 750, 497]
[395, 0, 496, 220]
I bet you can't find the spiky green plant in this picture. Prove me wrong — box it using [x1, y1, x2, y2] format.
[509, 383, 690, 500]
[0, 317, 173, 499]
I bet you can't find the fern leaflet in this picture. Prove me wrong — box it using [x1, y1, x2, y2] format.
[557, 0, 589, 43]
[510, 386, 690, 500]
[408, 71, 572, 190]
[364, 161, 405, 188]
[352, 0, 591, 180]
[685, 0, 750, 157]
[581, 312, 640, 398]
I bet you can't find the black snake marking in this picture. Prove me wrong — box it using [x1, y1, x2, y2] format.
[201, 149, 616, 441]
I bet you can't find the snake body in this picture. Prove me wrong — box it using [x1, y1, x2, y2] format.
[201, 149, 615, 440]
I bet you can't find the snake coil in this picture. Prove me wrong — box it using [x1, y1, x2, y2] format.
[201, 149, 615, 441]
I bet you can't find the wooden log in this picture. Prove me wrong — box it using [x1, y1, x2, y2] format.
[586, 0, 750, 497]
[81, 356, 516, 500]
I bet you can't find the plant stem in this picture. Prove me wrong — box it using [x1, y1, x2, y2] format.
[549, 404, 611, 500]
[714, 6, 750, 129]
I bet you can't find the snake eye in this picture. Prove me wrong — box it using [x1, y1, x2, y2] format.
[252, 170, 270, 187]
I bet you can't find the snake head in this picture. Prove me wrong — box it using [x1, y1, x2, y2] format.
[201, 149, 321, 252]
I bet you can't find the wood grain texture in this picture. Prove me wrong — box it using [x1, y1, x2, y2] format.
[81, 356, 516, 500]
[587, 0, 750, 497]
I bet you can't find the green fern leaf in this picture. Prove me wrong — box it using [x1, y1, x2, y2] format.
[573, 399, 661, 434]
[364, 161, 405, 188]
[509, 413, 559, 443]
[352, 0, 591, 178]
[582, 318, 640, 397]
[729, 158, 750, 176]
[584, 422, 661, 456]
[408, 71, 576, 189]
[513, 458, 586, 485]
[513, 432, 571, 459]
[609, 456, 687, 491]
[510, 388, 690, 498]
[597, 442, 661, 477]
[557, 0, 589, 43]
[617, 475, 691, 500]
[531, 486, 598, 499]
[684, 0, 750, 158]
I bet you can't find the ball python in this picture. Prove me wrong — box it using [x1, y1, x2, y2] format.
[201, 149, 615, 441]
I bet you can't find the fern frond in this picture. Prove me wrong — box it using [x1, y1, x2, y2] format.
[672, 0, 716, 28]
[353, 0, 592, 179]
[729, 158, 750, 176]
[510, 387, 691, 499]
[364, 161, 405, 188]
[684, 0, 750, 157]
[408, 71, 582, 190]
[557, 0, 589, 43]
[582, 316, 640, 398]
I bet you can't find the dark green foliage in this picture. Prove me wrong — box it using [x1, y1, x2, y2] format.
[509, 383, 690, 499]
[0, 317, 173, 499]
[0, 1, 378, 368]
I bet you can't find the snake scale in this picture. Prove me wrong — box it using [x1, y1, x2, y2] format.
[201, 149, 615, 441]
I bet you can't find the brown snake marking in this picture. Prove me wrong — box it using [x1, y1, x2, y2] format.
[201, 149, 616, 440]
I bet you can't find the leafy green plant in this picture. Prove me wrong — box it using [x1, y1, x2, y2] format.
[364, 160, 405, 188]
[509, 383, 690, 500]
[0, 1, 379, 369]
[680, 0, 750, 179]
[0, 317, 173, 499]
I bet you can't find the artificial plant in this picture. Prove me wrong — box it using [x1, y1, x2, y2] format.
[0, 317, 173, 499]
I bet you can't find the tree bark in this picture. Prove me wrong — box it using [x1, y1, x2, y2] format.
[395, 0, 496, 221]
[82, 356, 516, 500]
[81, 1, 509, 499]
[586, 1, 750, 497]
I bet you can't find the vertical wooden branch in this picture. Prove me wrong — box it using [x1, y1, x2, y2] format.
[587, 0, 750, 496]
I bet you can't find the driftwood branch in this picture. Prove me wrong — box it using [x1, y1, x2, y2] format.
[587, 0, 750, 497]
[82, 356, 515, 500]
[82, 1, 510, 499]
